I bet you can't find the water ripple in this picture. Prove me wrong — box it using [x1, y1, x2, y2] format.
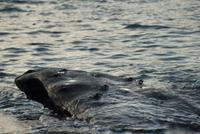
[56, 3, 77, 10]
[0, 5, 28, 13]
[0, 0, 200, 133]
[27, 43, 53, 46]
[27, 30, 68, 35]
[109, 54, 130, 59]
[0, 0, 45, 4]
[3, 47, 28, 53]
[0, 32, 10, 36]
[159, 56, 187, 61]
[124, 23, 170, 30]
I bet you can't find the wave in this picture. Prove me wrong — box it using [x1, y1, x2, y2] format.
[0, 6, 27, 13]
[124, 23, 170, 30]
[0, 0, 44, 4]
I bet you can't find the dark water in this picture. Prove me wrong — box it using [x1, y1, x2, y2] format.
[0, 0, 200, 133]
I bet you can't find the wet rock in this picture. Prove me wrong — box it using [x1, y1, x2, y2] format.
[15, 68, 200, 133]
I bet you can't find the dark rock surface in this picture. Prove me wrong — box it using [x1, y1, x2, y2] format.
[15, 68, 200, 133]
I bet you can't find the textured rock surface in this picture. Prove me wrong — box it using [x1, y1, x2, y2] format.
[15, 68, 200, 133]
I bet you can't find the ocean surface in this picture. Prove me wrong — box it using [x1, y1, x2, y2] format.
[0, 0, 200, 133]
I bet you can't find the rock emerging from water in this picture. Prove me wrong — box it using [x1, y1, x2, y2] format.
[15, 68, 114, 117]
[15, 68, 200, 133]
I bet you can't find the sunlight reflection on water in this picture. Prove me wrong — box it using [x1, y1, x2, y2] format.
[0, 0, 200, 133]
[0, 113, 27, 134]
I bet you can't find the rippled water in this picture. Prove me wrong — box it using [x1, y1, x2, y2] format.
[0, 0, 200, 133]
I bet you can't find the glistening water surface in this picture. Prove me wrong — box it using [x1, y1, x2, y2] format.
[0, 0, 200, 133]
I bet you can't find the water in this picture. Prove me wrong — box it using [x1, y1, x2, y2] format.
[0, 0, 200, 133]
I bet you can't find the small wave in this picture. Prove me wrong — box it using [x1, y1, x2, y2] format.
[169, 30, 200, 35]
[109, 54, 129, 59]
[27, 30, 68, 35]
[3, 47, 28, 53]
[55, 3, 77, 10]
[0, 32, 10, 36]
[88, 47, 99, 52]
[27, 43, 53, 46]
[124, 23, 170, 30]
[71, 41, 85, 44]
[0, 72, 15, 78]
[0, 6, 28, 13]
[68, 45, 99, 52]
[159, 56, 186, 61]
[1, 0, 45, 4]
[34, 47, 49, 52]
[0, 72, 8, 79]
[140, 44, 161, 48]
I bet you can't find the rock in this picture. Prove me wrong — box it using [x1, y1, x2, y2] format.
[15, 68, 200, 133]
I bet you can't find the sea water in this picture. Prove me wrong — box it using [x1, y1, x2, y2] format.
[0, 0, 200, 133]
